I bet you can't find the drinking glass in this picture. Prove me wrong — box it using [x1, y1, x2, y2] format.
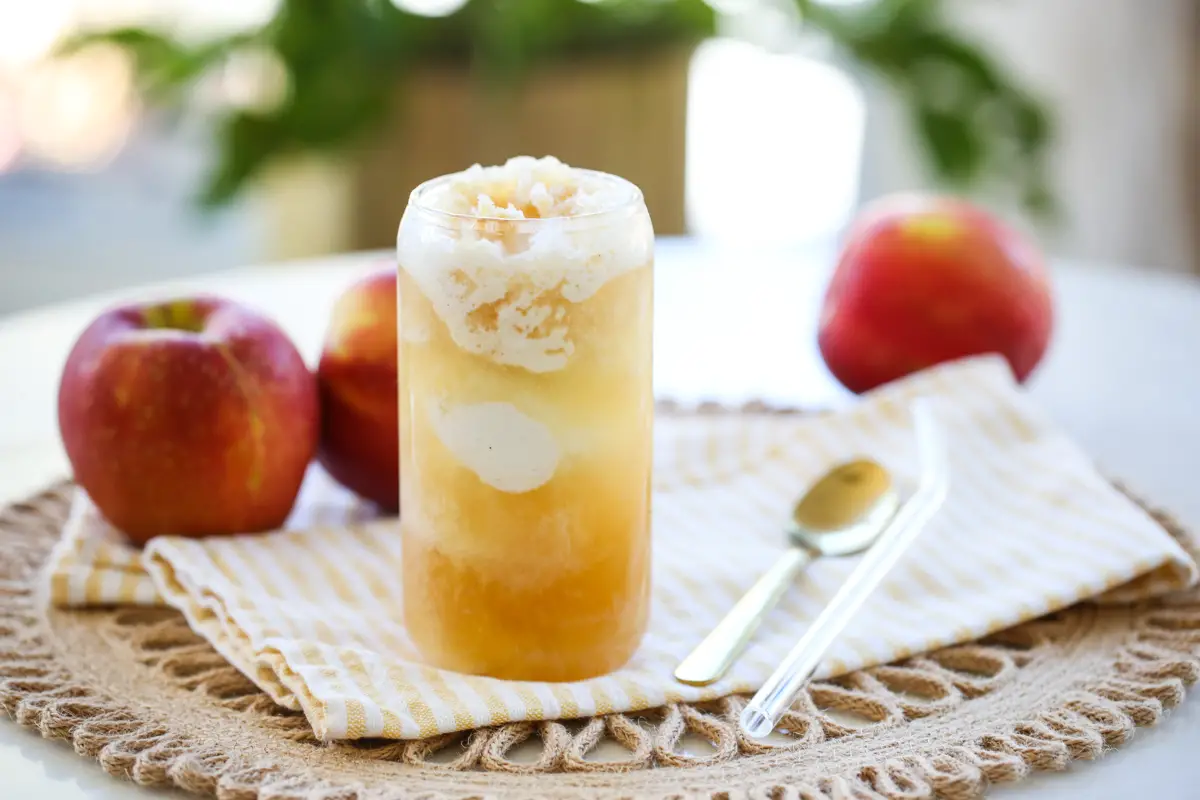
[396, 159, 654, 681]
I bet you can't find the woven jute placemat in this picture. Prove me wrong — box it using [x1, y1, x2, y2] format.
[2, 480, 1199, 800]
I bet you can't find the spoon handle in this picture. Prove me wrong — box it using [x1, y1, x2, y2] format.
[673, 546, 814, 686]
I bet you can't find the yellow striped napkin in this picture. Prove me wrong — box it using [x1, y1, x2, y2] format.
[45, 356, 1197, 741]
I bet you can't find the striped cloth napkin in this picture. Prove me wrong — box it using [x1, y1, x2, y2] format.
[45, 356, 1197, 741]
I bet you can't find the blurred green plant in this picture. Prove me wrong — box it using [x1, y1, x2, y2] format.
[62, 0, 1056, 216]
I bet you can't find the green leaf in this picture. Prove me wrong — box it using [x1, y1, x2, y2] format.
[912, 105, 981, 184]
[201, 112, 288, 206]
[797, 0, 1057, 219]
[60, 27, 255, 104]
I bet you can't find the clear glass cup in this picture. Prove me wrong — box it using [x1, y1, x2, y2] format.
[396, 161, 654, 681]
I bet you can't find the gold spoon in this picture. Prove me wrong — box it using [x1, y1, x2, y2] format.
[673, 459, 899, 687]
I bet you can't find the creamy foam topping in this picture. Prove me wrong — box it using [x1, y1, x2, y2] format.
[428, 401, 559, 493]
[398, 156, 652, 373]
[416, 155, 635, 219]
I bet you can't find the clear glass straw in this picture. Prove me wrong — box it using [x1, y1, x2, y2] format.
[740, 397, 950, 738]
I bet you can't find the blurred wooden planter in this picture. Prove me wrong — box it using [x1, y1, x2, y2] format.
[354, 46, 692, 248]
[258, 46, 692, 262]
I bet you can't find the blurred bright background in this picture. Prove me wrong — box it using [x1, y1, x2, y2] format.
[0, 0, 1196, 315]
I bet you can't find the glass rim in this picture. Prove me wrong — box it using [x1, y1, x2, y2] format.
[405, 166, 645, 225]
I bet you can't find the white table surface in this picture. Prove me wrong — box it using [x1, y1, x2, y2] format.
[2, 238, 1199, 798]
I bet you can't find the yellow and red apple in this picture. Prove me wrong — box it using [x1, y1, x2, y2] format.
[57, 297, 319, 543]
[316, 267, 399, 512]
[818, 194, 1054, 393]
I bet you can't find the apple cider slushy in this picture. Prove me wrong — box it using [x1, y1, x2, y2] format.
[396, 157, 654, 681]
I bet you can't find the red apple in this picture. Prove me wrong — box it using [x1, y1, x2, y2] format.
[58, 296, 318, 543]
[818, 194, 1054, 393]
[316, 267, 399, 512]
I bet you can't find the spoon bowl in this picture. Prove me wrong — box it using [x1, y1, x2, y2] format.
[789, 460, 900, 557]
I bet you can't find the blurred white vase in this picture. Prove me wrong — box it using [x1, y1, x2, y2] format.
[684, 36, 866, 249]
